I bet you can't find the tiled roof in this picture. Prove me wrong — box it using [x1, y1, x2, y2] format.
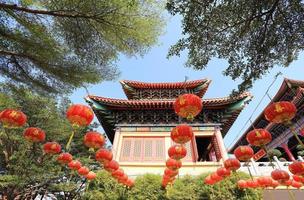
[120, 79, 210, 89]
[120, 79, 211, 99]
[87, 92, 251, 110]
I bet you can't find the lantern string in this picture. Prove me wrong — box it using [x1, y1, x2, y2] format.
[227, 73, 282, 149]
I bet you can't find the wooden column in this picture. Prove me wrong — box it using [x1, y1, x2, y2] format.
[281, 143, 296, 161]
[214, 126, 228, 161]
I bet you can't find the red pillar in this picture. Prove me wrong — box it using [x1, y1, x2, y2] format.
[214, 127, 228, 161]
[281, 143, 295, 161]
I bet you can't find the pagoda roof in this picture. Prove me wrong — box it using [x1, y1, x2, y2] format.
[229, 78, 304, 154]
[120, 79, 211, 99]
[86, 92, 252, 143]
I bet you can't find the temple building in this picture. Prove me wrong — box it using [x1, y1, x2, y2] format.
[229, 78, 304, 162]
[86, 79, 251, 176]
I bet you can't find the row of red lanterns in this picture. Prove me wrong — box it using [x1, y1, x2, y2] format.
[95, 148, 134, 187]
[162, 94, 203, 187]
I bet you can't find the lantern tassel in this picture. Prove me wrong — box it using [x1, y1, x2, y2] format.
[66, 129, 75, 151]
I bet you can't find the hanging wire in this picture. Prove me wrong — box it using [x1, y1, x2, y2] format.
[227, 72, 282, 149]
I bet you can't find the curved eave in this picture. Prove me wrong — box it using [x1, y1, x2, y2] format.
[86, 92, 251, 110]
[120, 79, 211, 99]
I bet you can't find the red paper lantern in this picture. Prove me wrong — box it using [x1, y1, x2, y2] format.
[118, 174, 128, 183]
[271, 169, 290, 183]
[95, 149, 113, 163]
[23, 127, 45, 143]
[86, 171, 96, 180]
[166, 158, 182, 170]
[257, 176, 272, 188]
[204, 175, 216, 185]
[43, 142, 61, 154]
[173, 94, 202, 120]
[104, 160, 119, 172]
[291, 180, 303, 189]
[164, 168, 179, 177]
[78, 166, 89, 176]
[288, 161, 304, 176]
[112, 169, 124, 179]
[210, 172, 223, 182]
[57, 152, 73, 165]
[292, 175, 302, 182]
[234, 146, 254, 161]
[0, 109, 27, 128]
[271, 180, 279, 189]
[282, 179, 292, 187]
[168, 145, 187, 160]
[246, 129, 272, 147]
[237, 180, 248, 189]
[68, 160, 82, 170]
[84, 131, 105, 149]
[264, 101, 297, 124]
[224, 158, 241, 171]
[66, 104, 94, 127]
[216, 167, 231, 178]
[163, 175, 176, 183]
[247, 179, 258, 188]
[125, 179, 135, 187]
[170, 124, 193, 144]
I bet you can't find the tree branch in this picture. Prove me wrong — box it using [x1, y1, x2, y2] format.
[0, 3, 101, 19]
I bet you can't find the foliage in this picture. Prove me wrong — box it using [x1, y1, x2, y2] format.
[166, 0, 304, 93]
[0, 0, 164, 95]
[267, 148, 282, 159]
[128, 173, 166, 200]
[83, 170, 128, 200]
[84, 171, 262, 200]
[0, 85, 96, 199]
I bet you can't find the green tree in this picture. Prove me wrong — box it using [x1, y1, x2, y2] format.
[0, 0, 164, 95]
[166, 0, 304, 93]
[0, 85, 98, 199]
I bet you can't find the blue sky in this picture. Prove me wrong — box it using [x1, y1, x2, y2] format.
[70, 15, 304, 150]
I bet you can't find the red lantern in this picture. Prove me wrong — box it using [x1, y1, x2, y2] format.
[170, 124, 193, 144]
[85, 171, 96, 180]
[282, 179, 292, 187]
[125, 179, 135, 187]
[118, 174, 128, 183]
[224, 158, 241, 171]
[103, 160, 119, 172]
[291, 180, 303, 189]
[23, 127, 45, 143]
[246, 129, 272, 147]
[84, 131, 105, 149]
[271, 169, 290, 183]
[57, 152, 73, 165]
[264, 101, 297, 124]
[234, 146, 254, 161]
[112, 169, 124, 179]
[68, 160, 82, 170]
[288, 161, 304, 176]
[173, 94, 202, 120]
[66, 104, 94, 127]
[292, 175, 302, 182]
[216, 167, 231, 178]
[164, 168, 178, 177]
[95, 149, 113, 163]
[166, 158, 182, 170]
[78, 166, 89, 176]
[271, 180, 279, 189]
[257, 176, 272, 188]
[247, 179, 258, 188]
[204, 175, 216, 185]
[168, 145, 187, 160]
[163, 175, 176, 183]
[43, 142, 61, 154]
[237, 180, 248, 189]
[0, 109, 27, 128]
[210, 172, 223, 182]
